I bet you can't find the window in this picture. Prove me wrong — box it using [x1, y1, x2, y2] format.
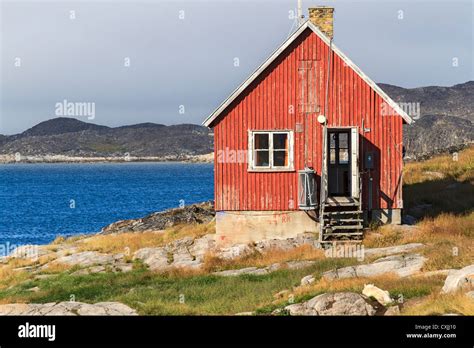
[249, 131, 294, 171]
[339, 133, 349, 164]
[328, 131, 350, 165]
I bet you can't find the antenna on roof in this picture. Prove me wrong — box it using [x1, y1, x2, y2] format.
[297, 0, 304, 25]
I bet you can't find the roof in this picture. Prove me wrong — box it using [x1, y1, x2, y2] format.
[203, 20, 413, 127]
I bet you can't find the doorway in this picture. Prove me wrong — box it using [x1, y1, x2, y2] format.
[327, 130, 351, 196]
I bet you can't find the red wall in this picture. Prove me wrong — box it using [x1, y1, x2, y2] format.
[212, 28, 404, 212]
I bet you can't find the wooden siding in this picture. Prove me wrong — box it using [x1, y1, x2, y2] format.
[213, 28, 404, 212]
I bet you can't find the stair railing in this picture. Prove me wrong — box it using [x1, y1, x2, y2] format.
[318, 125, 328, 243]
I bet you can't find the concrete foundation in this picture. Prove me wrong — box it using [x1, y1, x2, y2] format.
[215, 208, 402, 247]
[371, 209, 402, 225]
[215, 211, 319, 247]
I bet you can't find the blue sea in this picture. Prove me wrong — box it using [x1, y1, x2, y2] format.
[0, 163, 214, 255]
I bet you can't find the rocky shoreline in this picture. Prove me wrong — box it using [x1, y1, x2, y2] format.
[0, 153, 214, 164]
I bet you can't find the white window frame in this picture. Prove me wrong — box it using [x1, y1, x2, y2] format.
[248, 130, 294, 172]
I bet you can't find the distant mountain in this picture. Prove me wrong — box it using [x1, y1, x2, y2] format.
[20, 117, 110, 137]
[404, 115, 473, 158]
[380, 81, 474, 158]
[0, 118, 213, 159]
[380, 81, 474, 122]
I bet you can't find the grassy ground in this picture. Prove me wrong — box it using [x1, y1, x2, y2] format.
[0, 259, 355, 315]
[0, 146, 472, 315]
[403, 146, 474, 218]
[75, 221, 216, 255]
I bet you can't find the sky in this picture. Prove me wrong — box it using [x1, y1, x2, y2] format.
[0, 0, 472, 134]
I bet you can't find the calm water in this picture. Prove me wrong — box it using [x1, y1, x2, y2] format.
[0, 163, 213, 254]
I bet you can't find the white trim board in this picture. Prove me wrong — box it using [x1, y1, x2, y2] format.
[202, 20, 413, 127]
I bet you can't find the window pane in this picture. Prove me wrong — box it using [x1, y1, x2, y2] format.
[254, 134, 269, 150]
[330, 133, 336, 149]
[255, 151, 269, 167]
[273, 133, 288, 150]
[339, 149, 349, 164]
[273, 150, 288, 167]
[330, 149, 336, 164]
[339, 133, 348, 148]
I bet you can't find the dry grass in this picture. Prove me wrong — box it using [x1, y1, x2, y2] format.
[301, 274, 443, 297]
[0, 266, 31, 290]
[403, 146, 474, 218]
[404, 146, 474, 185]
[77, 221, 215, 254]
[267, 273, 445, 312]
[282, 272, 474, 316]
[161, 221, 215, 243]
[78, 231, 166, 254]
[203, 244, 324, 272]
[39, 262, 74, 274]
[5, 257, 38, 270]
[364, 213, 473, 271]
[403, 292, 474, 315]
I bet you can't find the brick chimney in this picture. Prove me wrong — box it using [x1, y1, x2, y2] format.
[308, 7, 334, 40]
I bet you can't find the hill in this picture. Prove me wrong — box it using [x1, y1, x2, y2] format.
[380, 81, 474, 122]
[380, 81, 474, 158]
[0, 118, 213, 160]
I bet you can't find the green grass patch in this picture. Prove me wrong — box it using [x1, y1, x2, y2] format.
[0, 258, 357, 315]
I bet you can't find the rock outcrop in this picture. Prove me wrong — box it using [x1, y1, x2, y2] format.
[0, 302, 137, 316]
[212, 260, 317, 277]
[323, 254, 426, 280]
[441, 265, 474, 293]
[101, 201, 215, 234]
[284, 292, 378, 316]
[363, 243, 424, 258]
[362, 284, 393, 306]
[133, 234, 215, 271]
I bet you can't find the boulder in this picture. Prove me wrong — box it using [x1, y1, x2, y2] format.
[362, 284, 393, 305]
[286, 260, 317, 270]
[363, 243, 424, 258]
[301, 275, 316, 286]
[213, 260, 317, 277]
[254, 233, 319, 253]
[134, 234, 216, 271]
[100, 201, 215, 234]
[441, 265, 474, 293]
[189, 234, 216, 259]
[212, 267, 268, 277]
[284, 292, 377, 316]
[133, 247, 170, 271]
[415, 269, 454, 278]
[171, 234, 216, 269]
[384, 305, 401, 316]
[216, 244, 254, 260]
[323, 254, 426, 280]
[48, 251, 121, 268]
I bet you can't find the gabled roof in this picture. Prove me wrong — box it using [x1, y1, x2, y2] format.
[203, 20, 413, 127]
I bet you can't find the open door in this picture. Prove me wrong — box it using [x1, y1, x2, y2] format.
[350, 127, 360, 199]
[327, 130, 350, 196]
[326, 127, 359, 198]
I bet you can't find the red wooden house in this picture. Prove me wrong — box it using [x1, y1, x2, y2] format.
[203, 7, 413, 247]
